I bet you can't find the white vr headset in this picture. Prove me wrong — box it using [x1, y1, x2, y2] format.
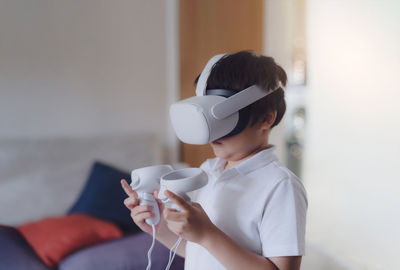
[170, 54, 283, 145]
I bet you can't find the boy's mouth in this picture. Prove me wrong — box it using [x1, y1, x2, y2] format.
[211, 140, 222, 145]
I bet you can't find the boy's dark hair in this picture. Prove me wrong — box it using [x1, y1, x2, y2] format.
[196, 51, 287, 128]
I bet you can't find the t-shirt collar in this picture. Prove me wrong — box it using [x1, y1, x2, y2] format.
[235, 146, 278, 175]
[210, 146, 278, 178]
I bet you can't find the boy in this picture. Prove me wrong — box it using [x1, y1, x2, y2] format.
[121, 51, 307, 270]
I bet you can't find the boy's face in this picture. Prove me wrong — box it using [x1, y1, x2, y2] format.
[210, 121, 270, 162]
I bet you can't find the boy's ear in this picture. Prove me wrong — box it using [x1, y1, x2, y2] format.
[260, 111, 277, 130]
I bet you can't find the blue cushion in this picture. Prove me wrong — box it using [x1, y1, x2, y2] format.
[0, 225, 49, 270]
[68, 161, 141, 234]
[59, 232, 184, 270]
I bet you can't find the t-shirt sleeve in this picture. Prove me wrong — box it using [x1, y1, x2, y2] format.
[259, 176, 307, 257]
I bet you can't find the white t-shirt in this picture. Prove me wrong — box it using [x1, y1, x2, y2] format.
[184, 146, 307, 270]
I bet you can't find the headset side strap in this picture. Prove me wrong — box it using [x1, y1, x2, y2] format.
[211, 83, 283, 120]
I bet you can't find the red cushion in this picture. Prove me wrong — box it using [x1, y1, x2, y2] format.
[16, 214, 123, 267]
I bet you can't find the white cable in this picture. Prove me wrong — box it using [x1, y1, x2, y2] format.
[165, 237, 181, 270]
[146, 224, 156, 270]
[168, 237, 181, 265]
[165, 236, 183, 270]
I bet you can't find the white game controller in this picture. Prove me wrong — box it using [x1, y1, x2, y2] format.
[158, 168, 208, 211]
[130, 165, 173, 226]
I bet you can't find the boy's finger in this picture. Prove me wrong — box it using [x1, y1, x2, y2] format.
[131, 205, 154, 217]
[132, 212, 155, 224]
[164, 190, 190, 212]
[121, 179, 138, 199]
[163, 208, 184, 221]
[124, 197, 138, 208]
[153, 190, 165, 211]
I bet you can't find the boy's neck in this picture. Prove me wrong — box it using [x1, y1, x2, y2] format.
[224, 144, 272, 170]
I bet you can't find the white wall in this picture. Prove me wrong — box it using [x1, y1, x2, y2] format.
[0, 0, 178, 161]
[305, 1, 400, 269]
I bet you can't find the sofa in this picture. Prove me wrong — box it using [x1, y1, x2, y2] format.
[0, 134, 184, 270]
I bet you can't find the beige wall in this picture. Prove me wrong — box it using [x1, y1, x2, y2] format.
[0, 0, 178, 161]
[305, 0, 400, 269]
[263, 0, 291, 163]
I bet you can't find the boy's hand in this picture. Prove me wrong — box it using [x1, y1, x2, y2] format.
[121, 179, 165, 235]
[163, 190, 217, 245]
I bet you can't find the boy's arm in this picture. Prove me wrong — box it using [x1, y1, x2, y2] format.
[202, 225, 301, 270]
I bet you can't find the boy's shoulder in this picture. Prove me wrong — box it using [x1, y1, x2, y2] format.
[256, 160, 301, 183]
[200, 153, 302, 186]
[198, 154, 307, 208]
